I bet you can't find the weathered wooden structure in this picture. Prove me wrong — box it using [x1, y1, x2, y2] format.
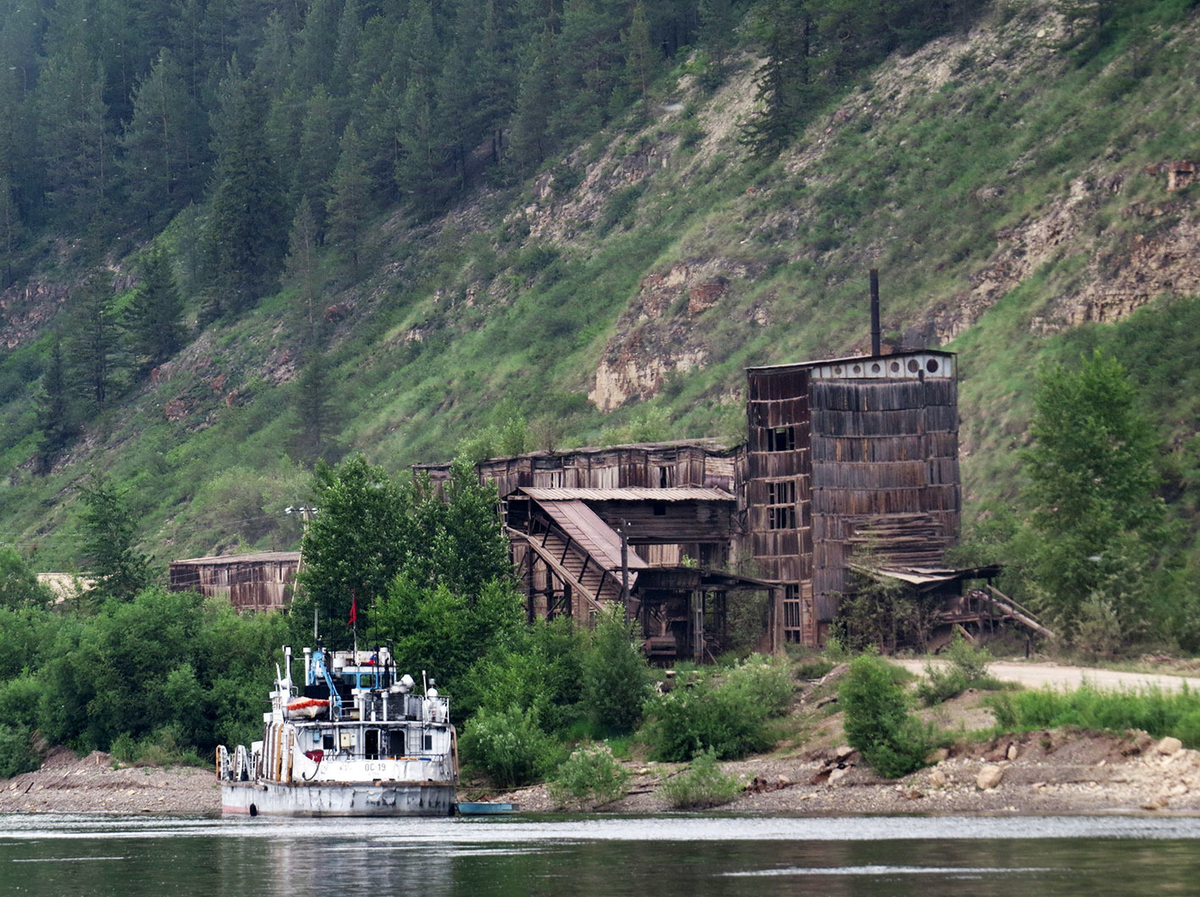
[742, 350, 961, 646]
[474, 443, 778, 661]
[465, 349, 971, 655]
[169, 551, 301, 612]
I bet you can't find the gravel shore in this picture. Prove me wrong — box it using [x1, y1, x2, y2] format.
[5, 728, 1198, 818]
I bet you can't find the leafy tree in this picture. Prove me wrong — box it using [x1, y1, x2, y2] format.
[78, 474, 156, 603]
[0, 546, 51, 609]
[125, 248, 188, 375]
[581, 606, 654, 734]
[1022, 350, 1170, 645]
[296, 455, 412, 645]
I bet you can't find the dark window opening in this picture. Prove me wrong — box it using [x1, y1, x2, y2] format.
[768, 427, 796, 452]
[783, 583, 802, 643]
[365, 729, 380, 760]
[388, 730, 406, 757]
[653, 502, 667, 516]
[767, 480, 797, 530]
[423, 733, 434, 752]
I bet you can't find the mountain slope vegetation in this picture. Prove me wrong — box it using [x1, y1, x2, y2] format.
[1, 0, 1200, 633]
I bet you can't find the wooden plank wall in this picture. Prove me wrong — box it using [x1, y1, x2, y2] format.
[743, 368, 814, 644]
[811, 378, 961, 621]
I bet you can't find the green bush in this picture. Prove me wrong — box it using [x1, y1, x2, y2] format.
[916, 634, 995, 706]
[548, 742, 630, 806]
[0, 724, 39, 778]
[840, 653, 934, 778]
[581, 608, 654, 735]
[659, 748, 742, 809]
[641, 676, 775, 762]
[459, 704, 559, 788]
[721, 655, 795, 716]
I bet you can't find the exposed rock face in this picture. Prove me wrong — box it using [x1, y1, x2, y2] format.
[588, 259, 754, 411]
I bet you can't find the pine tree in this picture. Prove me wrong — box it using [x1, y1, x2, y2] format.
[67, 272, 121, 412]
[34, 39, 113, 224]
[296, 85, 342, 238]
[698, 0, 738, 74]
[291, 348, 343, 466]
[204, 76, 289, 316]
[34, 342, 76, 476]
[327, 124, 372, 273]
[741, 0, 815, 157]
[509, 28, 559, 168]
[621, 1, 656, 109]
[285, 196, 322, 330]
[0, 174, 22, 289]
[120, 48, 207, 228]
[126, 248, 188, 374]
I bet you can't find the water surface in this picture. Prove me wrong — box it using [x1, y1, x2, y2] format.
[3, 814, 1198, 896]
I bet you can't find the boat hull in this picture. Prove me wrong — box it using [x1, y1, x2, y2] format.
[221, 780, 456, 817]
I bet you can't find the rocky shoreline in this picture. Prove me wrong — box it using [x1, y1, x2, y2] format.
[4, 728, 1200, 818]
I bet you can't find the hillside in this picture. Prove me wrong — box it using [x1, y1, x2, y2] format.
[2, 0, 1200, 586]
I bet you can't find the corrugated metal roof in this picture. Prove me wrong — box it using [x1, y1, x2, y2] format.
[848, 563, 1001, 585]
[534, 500, 648, 572]
[519, 487, 735, 502]
[170, 551, 302, 566]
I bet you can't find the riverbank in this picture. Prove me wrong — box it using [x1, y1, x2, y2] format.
[5, 725, 1200, 817]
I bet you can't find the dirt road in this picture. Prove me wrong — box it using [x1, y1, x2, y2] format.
[895, 659, 1200, 692]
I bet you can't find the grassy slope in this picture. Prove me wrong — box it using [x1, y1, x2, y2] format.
[3, 1, 1200, 570]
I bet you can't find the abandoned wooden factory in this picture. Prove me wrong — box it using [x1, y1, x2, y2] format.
[169, 286, 1035, 660]
[445, 344, 1012, 663]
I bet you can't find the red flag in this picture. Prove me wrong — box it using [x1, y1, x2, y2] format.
[348, 591, 357, 625]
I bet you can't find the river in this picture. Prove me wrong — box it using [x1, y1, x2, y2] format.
[2, 814, 1199, 895]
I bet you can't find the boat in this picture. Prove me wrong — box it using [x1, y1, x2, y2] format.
[456, 801, 517, 815]
[216, 645, 458, 816]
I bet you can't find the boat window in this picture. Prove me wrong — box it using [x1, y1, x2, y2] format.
[364, 729, 380, 760]
[322, 733, 334, 750]
[358, 674, 373, 687]
[423, 733, 433, 752]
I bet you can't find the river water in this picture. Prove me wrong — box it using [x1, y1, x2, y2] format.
[2, 814, 1199, 896]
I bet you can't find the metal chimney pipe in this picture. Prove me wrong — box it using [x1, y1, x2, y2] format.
[869, 268, 881, 356]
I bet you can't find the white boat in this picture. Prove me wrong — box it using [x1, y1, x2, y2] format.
[217, 645, 458, 816]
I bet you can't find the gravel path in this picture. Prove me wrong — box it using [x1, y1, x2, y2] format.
[894, 660, 1200, 693]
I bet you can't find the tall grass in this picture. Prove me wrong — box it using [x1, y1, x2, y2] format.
[988, 685, 1200, 747]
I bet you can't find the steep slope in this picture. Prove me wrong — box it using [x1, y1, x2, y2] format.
[2, 0, 1200, 569]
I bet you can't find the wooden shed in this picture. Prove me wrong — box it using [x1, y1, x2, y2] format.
[168, 551, 301, 612]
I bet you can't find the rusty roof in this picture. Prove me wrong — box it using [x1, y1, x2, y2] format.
[518, 487, 735, 502]
[170, 551, 302, 566]
[533, 499, 648, 572]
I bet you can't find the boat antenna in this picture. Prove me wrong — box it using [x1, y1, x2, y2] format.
[313, 605, 318, 641]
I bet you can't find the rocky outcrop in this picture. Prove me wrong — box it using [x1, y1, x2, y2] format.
[588, 259, 754, 410]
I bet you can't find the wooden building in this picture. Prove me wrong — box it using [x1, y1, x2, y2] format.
[477, 443, 778, 662]
[467, 349, 967, 655]
[742, 350, 960, 646]
[168, 551, 301, 612]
